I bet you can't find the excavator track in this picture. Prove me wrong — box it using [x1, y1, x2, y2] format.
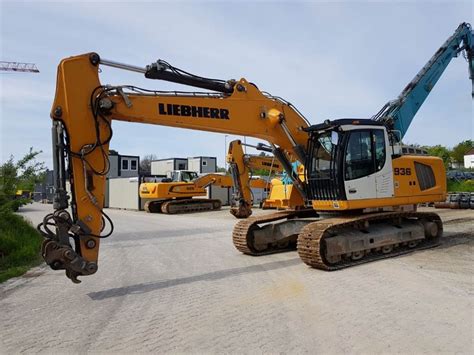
[160, 198, 222, 214]
[297, 211, 443, 270]
[144, 200, 162, 213]
[233, 209, 318, 255]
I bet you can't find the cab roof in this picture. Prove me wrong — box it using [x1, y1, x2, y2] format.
[304, 119, 386, 132]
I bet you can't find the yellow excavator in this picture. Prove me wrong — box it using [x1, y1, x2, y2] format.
[38, 22, 472, 282]
[140, 140, 282, 214]
[140, 170, 225, 214]
[140, 170, 270, 214]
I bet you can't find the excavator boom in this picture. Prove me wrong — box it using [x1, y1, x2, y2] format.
[40, 52, 308, 282]
[373, 22, 473, 138]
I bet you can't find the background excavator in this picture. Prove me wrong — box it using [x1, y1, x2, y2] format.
[38, 23, 473, 282]
[140, 140, 282, 214]
[140, 170, 226, 214]
[140, 170, 270, 214]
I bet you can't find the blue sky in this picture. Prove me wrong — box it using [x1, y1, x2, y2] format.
[1, 0, 472, 168]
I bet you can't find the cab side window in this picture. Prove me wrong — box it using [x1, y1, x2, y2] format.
[373, 129, 386, 171]
[344, 129, 386, 180]
[345, 130, 373, 180]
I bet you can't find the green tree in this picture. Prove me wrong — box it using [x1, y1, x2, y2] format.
[140, 154, 158, 175]
[424, 145, 451, 168]
[0, 148, 46, 212]
[451, 140, 472, 165]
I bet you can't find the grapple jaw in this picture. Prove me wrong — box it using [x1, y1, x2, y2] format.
[38, 210, 98, 284]
[41, 239, 97, 284]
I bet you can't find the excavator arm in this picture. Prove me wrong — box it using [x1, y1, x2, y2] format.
[39, 52, 309, 282]
[183, 143, 283, 214]
[242, 150, 283, 174]
[226, 140, 283, 217]
[373, 22, 473, 138]
[193, 172, 269, 190]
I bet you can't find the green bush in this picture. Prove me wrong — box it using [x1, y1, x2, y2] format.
[0, 148, 45, 214]
[447, 180, 474, 192]
[0, 197, 28, 213]
[0, 211, 43, 283]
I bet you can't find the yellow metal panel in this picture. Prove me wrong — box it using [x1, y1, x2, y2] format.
[264, 183, 304, 209]
[312, 155, 446, 211]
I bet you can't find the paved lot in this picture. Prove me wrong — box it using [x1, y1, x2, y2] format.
[1, 203, 472, 353]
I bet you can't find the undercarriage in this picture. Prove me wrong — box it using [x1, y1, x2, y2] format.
[232, 210, 443, 269]
[144, 198, 222, 214]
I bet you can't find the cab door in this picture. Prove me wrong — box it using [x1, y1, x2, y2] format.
[373, 129, 394, 199]
[343, 130, 377, 200]
[343, 128, 393, 200]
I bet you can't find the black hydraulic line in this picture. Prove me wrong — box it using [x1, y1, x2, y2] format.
[256, 143, 273, 153]
[293, 144, 307, 166]
[145, 65, 234, 94]
[51, 122, 69, 210]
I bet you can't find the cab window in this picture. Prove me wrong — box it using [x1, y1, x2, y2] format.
[373, 130, 385, 171]
[345, 131, 373, 180]
[345, 129, 385, 180]
[181, 171, 198, 182]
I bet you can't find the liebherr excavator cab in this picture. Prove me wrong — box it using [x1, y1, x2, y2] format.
[304, 119, 445, 211]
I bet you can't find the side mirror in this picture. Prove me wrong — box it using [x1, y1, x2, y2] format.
[331, 131, 339, 145]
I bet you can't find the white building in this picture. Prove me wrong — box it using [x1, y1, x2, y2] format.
[464, 148, 474, 168]
[151, 156, 217, 175]
[108, 153, 140, 178]
[104, 153, 140, 210]
[151, 158, 188, 176]
[187, 156, 217, 174]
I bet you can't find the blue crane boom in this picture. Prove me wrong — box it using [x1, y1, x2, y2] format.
[373, 22, 473, 139]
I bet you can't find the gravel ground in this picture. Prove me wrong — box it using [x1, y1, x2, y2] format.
[0, 203, 472, 353]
